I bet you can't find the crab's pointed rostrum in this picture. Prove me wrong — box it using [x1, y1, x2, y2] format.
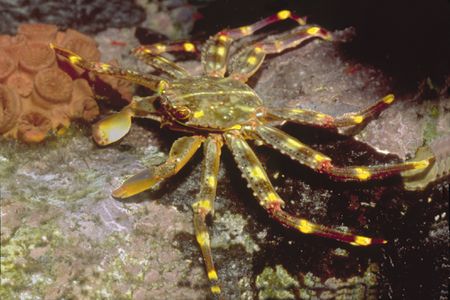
[52, 9, 433, 296]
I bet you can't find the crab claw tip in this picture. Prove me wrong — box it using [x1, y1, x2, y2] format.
[112, 187, 127, 199]
[92, 110, 132, 145]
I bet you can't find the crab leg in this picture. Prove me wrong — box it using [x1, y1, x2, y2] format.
[253, 125, 433, 181]
[202, 10, 306, 77]
[224, 131, 385, 246]
[229, 26, 332, 82]
[113, 135, 204, 198]
[51, 44, 165, 91]
[132, 46, 191, 78]
[201, 32, 233, 77]
[265, 94, 395, 128]
[133, 41, 199, 55]
[224, 10, 306, 39]
[191, 135, 223, 295]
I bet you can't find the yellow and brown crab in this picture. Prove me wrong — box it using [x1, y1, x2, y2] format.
[51, 10, 433, 295]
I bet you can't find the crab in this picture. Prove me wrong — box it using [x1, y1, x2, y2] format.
[51, 10, 433, 295]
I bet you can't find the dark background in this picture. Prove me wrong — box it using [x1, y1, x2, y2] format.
[193, 0, 449, 92]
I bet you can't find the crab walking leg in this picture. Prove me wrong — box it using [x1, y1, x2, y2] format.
[201, 31, 233, 77]
[265, 94, 396, 128]
[250, 124, 334, 171]
[321, 158, 434, 181]
[133, 41, 199, 55]
[253, 125, 434, 181]
[51, 44, 165, 91]
[224, 131, 385, 246]
[113, 135, 204, 198]
[202, 10, 306, 77]
[229, 26, 332, 82]
[223, 10, 306, 39]
[132, 47, 191, 78]
[191, 135, 223, 295]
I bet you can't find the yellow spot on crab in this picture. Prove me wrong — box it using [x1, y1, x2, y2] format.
[383, 94, 395, 104]
[286, 137, 303, 148]
[69, 55, 81, 64]
[208, 270, 218, 280]
[246, 56, 257, 65]
[196, 231, 209, 246]
[314, 153, 328, 163]
[207, 176, 216, 187]
[351, 115, 364, 124]
[298, 219, 314, 234]
[250, 166, 265, 179]
[183, 42, 196, 52]
[307, 27, 321, 35]
[351, 236, 372, 246]
[266, 192, 279, 203]
[354, 167, 371, 180]
[277, 10, 291, 20]
[216, 46, 226, 57]
[239, 26, 251, 35]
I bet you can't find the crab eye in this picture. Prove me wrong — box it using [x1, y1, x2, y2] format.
[173, 105, 192, 121]
[152, 97, 163, 110]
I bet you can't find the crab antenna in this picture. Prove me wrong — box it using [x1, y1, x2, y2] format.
[50, 43, 166, 92]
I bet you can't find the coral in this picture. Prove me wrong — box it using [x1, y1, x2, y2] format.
[53, 28, 133, 102]
[58, 29, 100, 62]
[70, 79, 99, 121]
[0, 51, 17, 81]
[0, 24, 96, 142]
[33, 68, 73, 105]
[17, 23, 58, 42]
[17, 112, 53, 143]
[0, 84, 21, 134]
[0, 23, 129, 143]
[19, 42, 56, 73]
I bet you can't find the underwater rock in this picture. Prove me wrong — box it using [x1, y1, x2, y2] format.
[0, 0, 145, 35]
[296, 263, 379, 300]
[136, 0, 198, 40]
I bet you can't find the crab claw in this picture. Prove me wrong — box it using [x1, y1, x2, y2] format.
[112, 169, 159, 199]
[92, 108, 133, 145]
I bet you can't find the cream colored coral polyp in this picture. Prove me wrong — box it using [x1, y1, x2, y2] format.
[17, 23, 58, 42]
[0, 52, 17, 81]
[0, 84, 21, 133]
[18, 42, 56, 74]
